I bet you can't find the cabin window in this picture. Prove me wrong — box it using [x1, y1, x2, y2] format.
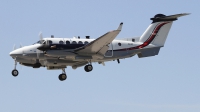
[59, 41, 64, 44]
[72, 41, 77, 44]
[84, 41, 89, 45]
[118, 43, 121, 46]
[78, 41, 83, 44]
[132, 39, 135, 42]
[66, 41, 70, 44]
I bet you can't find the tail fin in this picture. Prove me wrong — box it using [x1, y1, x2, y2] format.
[139, 13, 189, 47]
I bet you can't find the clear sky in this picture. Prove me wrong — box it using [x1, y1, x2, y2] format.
[0, 0, 200, 112]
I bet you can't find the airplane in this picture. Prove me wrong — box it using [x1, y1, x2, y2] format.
[9, 13, 189, 81]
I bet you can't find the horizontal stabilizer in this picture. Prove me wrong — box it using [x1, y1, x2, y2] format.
[137, 47, 161, 58]
[151, 13, 190, 23]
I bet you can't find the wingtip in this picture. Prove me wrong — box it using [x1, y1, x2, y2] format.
[183, 13, 191, 15]
[117, 22, 123, 30]
[180, 13, 191, 16]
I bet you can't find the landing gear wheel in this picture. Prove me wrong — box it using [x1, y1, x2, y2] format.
[84, 65, 93, 72]
[12, 69, 19, 77]
[58, 74, 67, 81]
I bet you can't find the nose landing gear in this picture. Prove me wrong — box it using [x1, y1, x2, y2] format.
[12, 69, 19, 77]
[12, 59, 19, 77]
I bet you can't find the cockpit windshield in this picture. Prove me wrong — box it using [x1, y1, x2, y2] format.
[33, 40, 45, 45]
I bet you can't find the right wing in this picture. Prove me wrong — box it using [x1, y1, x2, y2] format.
[74, 23, 123, 56]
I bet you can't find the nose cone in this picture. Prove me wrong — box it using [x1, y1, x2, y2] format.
[9, 51, 14, 56]
[9, 49, 23, 57]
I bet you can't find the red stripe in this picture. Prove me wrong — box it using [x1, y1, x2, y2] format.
[115, 22, 168, 51]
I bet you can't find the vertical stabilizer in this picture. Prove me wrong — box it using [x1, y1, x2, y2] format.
[139, 13, 189, 47]
[137, 13, 189, 58]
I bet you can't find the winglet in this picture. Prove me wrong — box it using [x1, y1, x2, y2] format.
[117, 22, 123, 31]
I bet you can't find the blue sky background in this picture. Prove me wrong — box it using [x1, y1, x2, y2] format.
[1, 0, 200, 112]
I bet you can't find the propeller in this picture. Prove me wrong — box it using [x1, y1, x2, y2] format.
[36, 32, 43, 59]
[20, 43, 23, 48]
[37, 32, 51, 51]
[117, 59, 120, 64]
[43, 55, 48, 67]
[32, 32, 44, 68]
[36, 49, 40, 59]
[102, 62, 105, 66]
[33, 49, 42, 68]
[13, 44, 16, 50]
[39, 32, 43, 44]
[13, 43, 23, 51]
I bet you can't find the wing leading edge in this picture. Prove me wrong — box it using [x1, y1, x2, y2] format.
[74, 23, 123, 56]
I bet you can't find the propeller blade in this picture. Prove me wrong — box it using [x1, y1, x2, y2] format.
[117, 59, 120, 64]
[39, 32, 43, 44]
[42, 53, 49, 67]
[102, 62, 105, 66]
[36, 49, 40, 59]
[13, 44, 16, 50]
[20, 43, 23, 48]
[44, 60, 48, 66]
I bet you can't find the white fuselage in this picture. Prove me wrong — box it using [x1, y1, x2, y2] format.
[9, 37, 154, 67]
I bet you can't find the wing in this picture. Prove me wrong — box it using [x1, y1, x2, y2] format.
[74, 23, 123, 56]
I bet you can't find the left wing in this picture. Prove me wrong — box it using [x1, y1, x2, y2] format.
[74, 23, 123, 56]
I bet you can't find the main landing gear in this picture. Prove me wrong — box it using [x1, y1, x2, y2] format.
[12, 59, 19, 77]
[84, 60, 93, 72]
[84, 64, 93, 72]
[58, 68, 67, 81]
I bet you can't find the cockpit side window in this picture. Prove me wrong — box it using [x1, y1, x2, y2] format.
[33, 40, 45, 45]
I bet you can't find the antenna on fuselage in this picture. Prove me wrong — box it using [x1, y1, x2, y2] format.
[86, 36, 90, 39]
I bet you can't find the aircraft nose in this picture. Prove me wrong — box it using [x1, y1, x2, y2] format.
[9, 50, 17, 57]
[9, 49, 23, 57]
[9, 51, 14, 56]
